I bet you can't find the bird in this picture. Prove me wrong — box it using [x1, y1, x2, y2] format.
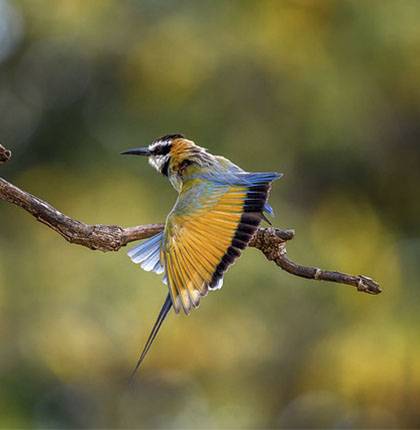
[121, 134, 282, 377]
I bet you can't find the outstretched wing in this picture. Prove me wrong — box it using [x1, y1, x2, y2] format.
[163, 172, 281, 314]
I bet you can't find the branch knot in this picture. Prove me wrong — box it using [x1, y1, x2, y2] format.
[0, 144, 11, 164]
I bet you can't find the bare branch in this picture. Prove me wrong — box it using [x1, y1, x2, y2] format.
[250, 227, 381, 294]
[0, 177, 163, 251]
[0, 144, 381, 295]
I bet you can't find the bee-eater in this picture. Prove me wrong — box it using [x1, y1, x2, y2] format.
[121, 134, 282, 375]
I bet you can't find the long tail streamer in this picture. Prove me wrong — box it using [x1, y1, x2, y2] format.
[129, 293, 172, 382]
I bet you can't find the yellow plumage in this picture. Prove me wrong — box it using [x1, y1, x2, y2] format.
[164, 186, 248, 314]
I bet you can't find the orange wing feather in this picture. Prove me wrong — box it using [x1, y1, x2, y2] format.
[163, 182, 266, 314]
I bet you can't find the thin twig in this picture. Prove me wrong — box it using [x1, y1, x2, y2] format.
[250, 227, 381, 294]
[0, 144, 381, 295]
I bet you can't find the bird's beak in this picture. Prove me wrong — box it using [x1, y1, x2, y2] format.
[120, 147, 151, 156]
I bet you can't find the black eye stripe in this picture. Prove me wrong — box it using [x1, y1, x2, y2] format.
[161, 158, 170, 176]
[152, 143, 171, 156]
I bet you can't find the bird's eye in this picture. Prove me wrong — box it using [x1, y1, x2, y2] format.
[152, 143, 171, 156]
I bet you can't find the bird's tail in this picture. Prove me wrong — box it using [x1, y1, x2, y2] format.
[129, 293, 172, 381]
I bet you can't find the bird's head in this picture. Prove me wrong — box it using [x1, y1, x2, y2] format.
[121, 134, 212, 189]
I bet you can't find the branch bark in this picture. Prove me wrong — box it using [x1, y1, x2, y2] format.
[0, 144, 381, 295]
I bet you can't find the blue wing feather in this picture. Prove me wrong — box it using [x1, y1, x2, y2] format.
[195, 171, 282, 186]
[194, 170, 282, 217]
[128, 232, 165, 274]
[264, 202, 275, 216]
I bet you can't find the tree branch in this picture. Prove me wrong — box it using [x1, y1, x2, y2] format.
[0, 144, 381, 295]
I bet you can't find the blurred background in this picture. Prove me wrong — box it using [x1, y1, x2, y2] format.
[0, 0, 419, 428]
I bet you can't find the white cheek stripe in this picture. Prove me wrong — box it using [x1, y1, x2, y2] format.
[149, 154, 169, 172]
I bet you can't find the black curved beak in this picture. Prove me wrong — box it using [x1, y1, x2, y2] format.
[120, 147, 151, 156]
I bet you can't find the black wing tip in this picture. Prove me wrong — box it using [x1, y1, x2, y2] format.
[208, 178, 275, 289]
